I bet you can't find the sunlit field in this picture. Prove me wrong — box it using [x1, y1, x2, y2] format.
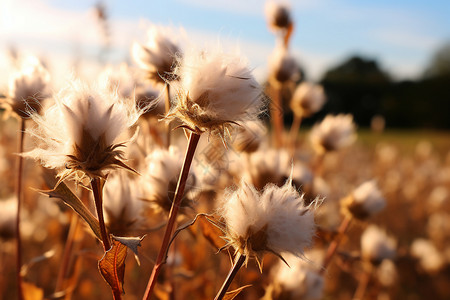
[1, 1, 450, 300]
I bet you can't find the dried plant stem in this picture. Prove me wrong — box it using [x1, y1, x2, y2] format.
[214, 253, 246, 300]
[312, 152, 326, 177]
[288, 114, 302, 148]
[15, 118, 25, 300]
[270, 85, 284, 148]
[165, 85, 171, 148]
[143, 132, 201, 300]
[90, 178, 111, 252]
[54, 211, 80, 293]
[320, 215, 352, 275]
[353, 263, 373, 300]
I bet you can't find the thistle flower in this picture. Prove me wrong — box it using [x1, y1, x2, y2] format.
[264, 251, 324, 300]
[219, 178, 318, 266]
[132, 25, 181, 85]
[310, 114, 356, 153]
[264, 1, 293, 32]
[231, 120, 266, 153]
[25, 78, 142, 183]
[268, 45, 299, 85]
[290, 82, 326, 118]
[167, 49, 263, 138]
[104, 173, 147, 236]
[1, 56, 50, 119]
[140, 147, 196, 213]
[341, 180, 386, 220]
[361, 225, 396, 265]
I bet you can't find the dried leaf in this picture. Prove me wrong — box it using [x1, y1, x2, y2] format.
[196, 214, 226, 250]
[22, 281, 44, 300]
[98, 239, 127, 294]
[112, 235, 145, 265]
[223, 285, 252, 300]
[37, 182, 102, 240]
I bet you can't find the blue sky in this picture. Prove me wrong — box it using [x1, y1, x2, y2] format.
[1, 0, 449, 86]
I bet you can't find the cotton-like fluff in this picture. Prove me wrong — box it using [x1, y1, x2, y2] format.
[243, 148, 286, 190]
[264, 0, 293, 32]
[168, 49, 263, 138]
[0, 197, 17, 240]
[268, 45, 299, 85]
[361, 225, 396, 265]
[290, 82, 326, 118]
[140, 147, 196, 213]
[104, 172, 147, 236]
[264, 251, 324, 300]
[411, 238, 446, 273]
[132, 25, 181, 85]
[219, 178, 318, 266]
[341, 180, 386, 220]
[2, 56, 50, 118]
[310, 114, 356, 153]
[25, 78, 143, 183]
[231, 120, 266, 153]
[376, 259, 398, 287]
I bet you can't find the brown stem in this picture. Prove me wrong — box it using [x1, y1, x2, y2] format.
[353, 263, 373, 300]
[320, 215, 352, 275]
[270, 85, 284, 148]
[165, 85, 171, 148]
[15, 118, 25, 300]
[90, 178, 111, 252]
[288, 114, 302, 148]
[142, 132, 201, 300]
[214, 253, 246, 300]
[54, 211, 80, 293]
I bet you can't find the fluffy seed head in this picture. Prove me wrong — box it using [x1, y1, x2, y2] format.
[310, 114, 356, 153]
[168, 49, 263, 137]
[219, 178, 318, 266]
[266, 251, 324, 300]
[411, 238, 446, 273]
[104, 173, 147, 236]
[341, 180, 386, 220]
[268, 45, 299, 85]
[25, 78, 142, 183]
[132, 25, 181, 85]
[2, 56, 50, 118]
[290, 82, 326, 118]
[140, 147, 196, 213]
[231, 120, 266, 153]
[361, 225, 396, 265]
[265, 1, 293, 31]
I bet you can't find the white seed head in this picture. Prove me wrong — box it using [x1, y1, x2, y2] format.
[219, 179, 318, 265]
[411, 238, 446, 273]
[264, 0, 293, 31]
[169, 49, 263, 137]
[140, 146, 196, 213]
[131, 25, 181, 85]
[361, 225, 396, 265]
[3, 56, 50, 118]
[376, 259, 398, 287]
[290, 82, 326, 118]
[104, 173, 147, 236]
[268, 251, 324, 300]
[310, 114, 356, 153]
[25, 78, 142, 182]
[243, 148, 287, 190]
[99, 63, 138, 100]
[268, 45, 299, 85]
[231, 120, 266, 153]
[342, 180, 386, 220]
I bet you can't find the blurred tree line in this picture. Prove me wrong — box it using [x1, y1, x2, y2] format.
[317, 41, 450, 129]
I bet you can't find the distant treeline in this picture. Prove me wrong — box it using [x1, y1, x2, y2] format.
[317, 56, 450, 129]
